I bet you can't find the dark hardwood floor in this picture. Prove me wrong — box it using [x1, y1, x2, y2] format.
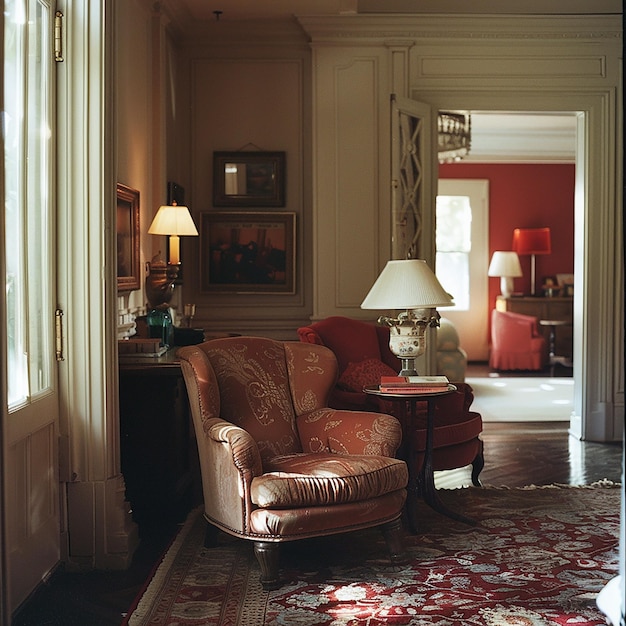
[12, 366, 623, 625]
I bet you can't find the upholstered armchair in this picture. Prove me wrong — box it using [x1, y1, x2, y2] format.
[177, 336, 408, 589]
[296, 316, 483, 485]
[489, 309, 549, 371]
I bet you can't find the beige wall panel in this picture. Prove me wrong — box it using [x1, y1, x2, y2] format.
[7, 424, 58, 611]
[336, 58, 380, 308]
[312, 48, 389, 319]
[186, 57, 308, 337]
[191, 59, 302, 214]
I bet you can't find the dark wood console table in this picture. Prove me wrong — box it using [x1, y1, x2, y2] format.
[118, 350, 198, 527]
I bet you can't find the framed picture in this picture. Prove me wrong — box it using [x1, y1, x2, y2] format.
[201, 211, 295, 293]
[116, 183, 141, 292]
[167, 181, 185, 206]
[213, 151, 285, 207]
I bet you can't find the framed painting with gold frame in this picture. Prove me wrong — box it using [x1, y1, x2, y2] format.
[200, 211, 295, 294]
[116, 183, 141, 292]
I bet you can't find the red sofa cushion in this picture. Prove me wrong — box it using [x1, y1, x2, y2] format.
[338, 358, 398, 392]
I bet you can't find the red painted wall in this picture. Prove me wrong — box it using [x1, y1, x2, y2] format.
[439, 163, 575, 310]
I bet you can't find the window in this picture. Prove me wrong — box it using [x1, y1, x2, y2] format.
[436, 195, 472, 311]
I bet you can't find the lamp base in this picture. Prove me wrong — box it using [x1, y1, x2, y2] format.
[398, 358, 419, 377]
[146, 257, 179, 309]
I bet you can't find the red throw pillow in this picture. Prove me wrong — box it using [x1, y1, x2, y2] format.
[337, 358, 398, 392]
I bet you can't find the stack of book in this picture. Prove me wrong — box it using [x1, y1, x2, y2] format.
[379, 375, 450, 394]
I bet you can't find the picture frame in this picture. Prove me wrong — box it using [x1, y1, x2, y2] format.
[116, 183, 141, 292]
[213, 151, 285, 207]
[201, 211, 295, 293]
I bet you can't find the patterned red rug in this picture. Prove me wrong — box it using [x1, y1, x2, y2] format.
[124, 483, 620, 625]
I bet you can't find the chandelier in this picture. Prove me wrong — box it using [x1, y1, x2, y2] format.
[438, 111, 471, 163]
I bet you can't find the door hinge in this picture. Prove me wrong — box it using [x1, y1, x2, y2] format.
[55, 309, 65, 361]
[54, 11, 64, 62]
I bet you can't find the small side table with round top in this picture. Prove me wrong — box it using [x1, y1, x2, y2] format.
[539, 319, 573, 376]
[364, 384, 475, 532]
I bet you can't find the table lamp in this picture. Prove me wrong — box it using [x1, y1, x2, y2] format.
[512, 227, 551, 296]
[146, 202, 198, 309]
[361, 259, 454, 376]
[488, 251, 522, 298]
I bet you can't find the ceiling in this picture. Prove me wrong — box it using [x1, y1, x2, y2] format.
[170, 0, 587, 163]
[174, 0, 620, 21]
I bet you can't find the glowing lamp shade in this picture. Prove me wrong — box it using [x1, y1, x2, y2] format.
[361, 259, 453, 376]
[512, 228, 551, 296]
[361, 259, 453, 310]
[488, 251, 522, 297]
[148, 203, 198, 265]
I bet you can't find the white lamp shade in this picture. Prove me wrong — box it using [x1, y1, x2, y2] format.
[361, 259, 453, 310]
[488, 251, 522, 277]
[148, 205, 199, 236]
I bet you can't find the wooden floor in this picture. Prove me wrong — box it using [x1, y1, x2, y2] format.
[13, 419, 623, 625]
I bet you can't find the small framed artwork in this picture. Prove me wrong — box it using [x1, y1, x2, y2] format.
[201, 211, 295, 294]
[213, 151, 285, 207]
[116, 183, 141, 292]
[167, 181, 185, 206]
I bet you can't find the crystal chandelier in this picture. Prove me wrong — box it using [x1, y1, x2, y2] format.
[438, 111, 471, 163]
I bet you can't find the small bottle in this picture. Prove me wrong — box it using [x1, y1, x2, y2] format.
[147, 307, 173, 348]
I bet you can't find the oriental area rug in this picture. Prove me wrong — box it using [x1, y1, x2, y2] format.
[124, 482, 620, 626]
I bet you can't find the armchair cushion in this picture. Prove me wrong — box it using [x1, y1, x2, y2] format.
[254, 452, 407, 507]
[337, 357, 398, 392]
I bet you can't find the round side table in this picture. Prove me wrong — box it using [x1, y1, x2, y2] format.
[364, 384, 475, 531]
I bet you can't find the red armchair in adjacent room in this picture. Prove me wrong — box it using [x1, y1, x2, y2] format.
[489, 309, 549, 371]
[296, 316, 483, 485]
[177, 336, 408, 589]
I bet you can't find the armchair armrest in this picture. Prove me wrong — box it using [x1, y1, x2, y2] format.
[206, 418, 263, 476]
[197, 417, 263, 534]
[296, 408, 402, 457]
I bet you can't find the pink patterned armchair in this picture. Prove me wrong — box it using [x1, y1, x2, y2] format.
[177, 337, 408, 589]
[489, 309, 549, 371]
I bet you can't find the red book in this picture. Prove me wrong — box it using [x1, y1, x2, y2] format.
[380, 375, 449, 388]
[378, 385, 450, 394]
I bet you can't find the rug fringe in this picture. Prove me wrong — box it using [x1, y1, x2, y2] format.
[478, 479, 621, 490]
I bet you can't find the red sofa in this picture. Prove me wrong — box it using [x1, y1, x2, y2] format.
[297, 316, 484, 485]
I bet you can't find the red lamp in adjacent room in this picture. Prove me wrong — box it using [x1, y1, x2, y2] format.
[512, 227, 551, 296]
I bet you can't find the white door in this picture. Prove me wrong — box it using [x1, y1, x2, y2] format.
[436, 179, 490, 361]
[2, 0, 60, 613]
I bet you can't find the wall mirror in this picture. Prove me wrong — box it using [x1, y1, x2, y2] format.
[213, 151, 285, 207]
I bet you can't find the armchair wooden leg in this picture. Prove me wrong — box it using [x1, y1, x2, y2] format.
[380, 517, 407, 564]
[254, 541, 282, 590]
[471, 440, 485, 487]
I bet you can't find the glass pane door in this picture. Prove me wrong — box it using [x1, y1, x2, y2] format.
[5, 0, 54, 411]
